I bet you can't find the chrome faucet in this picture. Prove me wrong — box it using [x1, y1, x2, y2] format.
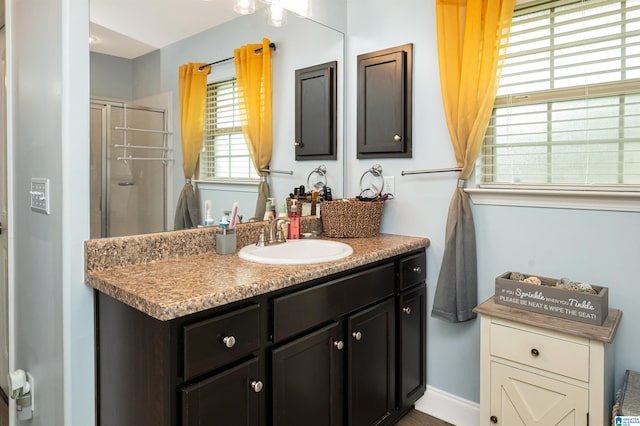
[256, 217, 291, 246]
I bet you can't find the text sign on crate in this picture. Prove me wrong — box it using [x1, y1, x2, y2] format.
[494, 272, 608, 326]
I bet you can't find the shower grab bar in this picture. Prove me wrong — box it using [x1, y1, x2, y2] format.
[114, 126, 173, 135]
[401, 167, 462, 176]
[117, 156, 174, 161]
[260, 168, 294, 175]
[114, 144, 173, 151]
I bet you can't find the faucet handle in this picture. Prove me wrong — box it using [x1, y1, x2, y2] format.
[256, 228, 267, 247]
[275, 223, 288, 243]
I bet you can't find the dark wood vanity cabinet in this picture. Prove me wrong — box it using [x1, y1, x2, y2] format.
[95, 249, 426, 426]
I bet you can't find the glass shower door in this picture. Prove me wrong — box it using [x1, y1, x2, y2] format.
[90, 101, 169, 238]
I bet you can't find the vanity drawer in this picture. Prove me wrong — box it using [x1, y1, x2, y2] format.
[490, 321, 589, 381]
[398, 252, 426, 291]
[273, 262, 395, 342]
[183, 304, 260, 381]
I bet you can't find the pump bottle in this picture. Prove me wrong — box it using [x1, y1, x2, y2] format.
[288, 200, 300, 239]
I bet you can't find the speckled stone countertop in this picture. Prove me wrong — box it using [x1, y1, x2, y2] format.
[85, 218, 429, 321]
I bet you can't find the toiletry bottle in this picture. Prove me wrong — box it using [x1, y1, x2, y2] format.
[288, 199, 300, 239]
[204, 200, 215, 226]
[269, 197, 276, 218]
[264, 199, 274, 221]
[278, 203, 289, 238]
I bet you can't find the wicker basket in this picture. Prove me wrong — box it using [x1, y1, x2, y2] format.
[320, 199, 384, 238]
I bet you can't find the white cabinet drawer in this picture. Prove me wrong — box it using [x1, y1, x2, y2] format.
[490, 322, 590, 382]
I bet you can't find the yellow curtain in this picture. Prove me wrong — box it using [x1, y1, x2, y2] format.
[235, 38, 273, 220]
[174, 62, 211, 229]
[432, 0, 515, 322]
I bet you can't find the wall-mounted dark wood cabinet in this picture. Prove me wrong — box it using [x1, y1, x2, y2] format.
[295, 61, 337, 161]
[357, 44, 413, 159]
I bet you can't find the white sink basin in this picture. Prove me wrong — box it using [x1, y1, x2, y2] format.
[238, 239, 353, 265]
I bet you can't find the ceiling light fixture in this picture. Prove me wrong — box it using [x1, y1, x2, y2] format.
[233, 0, 256, 15]
[231, 0, 311, 27]
[266, 2, 287, 27]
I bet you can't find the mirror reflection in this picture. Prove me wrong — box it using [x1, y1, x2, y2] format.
[89, 1, 344, 238]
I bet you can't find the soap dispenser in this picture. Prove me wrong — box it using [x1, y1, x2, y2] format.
[288, 199, 300, 239]
[263, 199, 274, 221]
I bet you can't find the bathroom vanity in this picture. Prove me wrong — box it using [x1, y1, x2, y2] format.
[86, 227, 429, 426]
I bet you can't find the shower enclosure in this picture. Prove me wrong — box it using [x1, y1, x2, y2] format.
[90, 100, 171, 238]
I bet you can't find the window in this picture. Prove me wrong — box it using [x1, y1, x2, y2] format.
[480, 0, 640, 190]
[199, 79, 258, 181]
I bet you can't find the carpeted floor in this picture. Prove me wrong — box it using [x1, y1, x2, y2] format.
[397, 409, 454, 426]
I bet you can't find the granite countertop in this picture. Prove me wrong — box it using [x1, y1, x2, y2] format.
[85, 220, 429, 321]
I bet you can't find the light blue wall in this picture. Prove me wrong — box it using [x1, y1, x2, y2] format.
[90, 52, 133, 100]
[9, 0, 93, 424]
[132, 50, 161, 100]
[346, 0, 640, 404]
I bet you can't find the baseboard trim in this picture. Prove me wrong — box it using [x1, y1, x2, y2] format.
[414, 385, 479, 426]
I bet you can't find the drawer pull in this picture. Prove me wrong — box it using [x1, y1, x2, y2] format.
[222, 336, 236, 348]
[403, 307, 412, 315]
[412, 266, 422, 274]
[531, 348, 540, 357]
[352, 331, 363, 341]
[490, 415, 498, 423]
[334, 340, 344, 350]
[251, 380, 263, 393]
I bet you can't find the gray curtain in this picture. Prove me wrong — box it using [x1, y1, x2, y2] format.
[431, 185, 477, 323]
[174, 181, 200, 229]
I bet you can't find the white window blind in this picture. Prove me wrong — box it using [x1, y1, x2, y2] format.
[480, 0, 640, 188]
[200, 79, 258, 180]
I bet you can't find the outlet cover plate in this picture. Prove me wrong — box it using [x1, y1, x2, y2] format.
[30, 178, 50, 215]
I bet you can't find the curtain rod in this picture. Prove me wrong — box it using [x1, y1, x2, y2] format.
[198, 42, 277, 71]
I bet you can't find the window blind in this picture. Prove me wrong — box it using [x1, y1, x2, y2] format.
[200, 79, 258, 180]
[480, 0, 640, 187]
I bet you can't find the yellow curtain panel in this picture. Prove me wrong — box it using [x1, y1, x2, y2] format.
[436, 0, 514, 180]
[174, 62, 210, 230]
[432, 0, 515, 323]
[235, 37, 273, 219]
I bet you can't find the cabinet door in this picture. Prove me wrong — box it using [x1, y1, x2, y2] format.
[398, 285, 426, 410]
[348, 298, 395, 426]
[489, 362, 588, 426]
[182, 357, 262, 426]
[295, 61, 337, 160]
[272, 322, 344, 426]
[357, 44, 412, 159]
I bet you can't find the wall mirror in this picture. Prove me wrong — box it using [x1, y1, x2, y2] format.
[89, 0, 345, 238]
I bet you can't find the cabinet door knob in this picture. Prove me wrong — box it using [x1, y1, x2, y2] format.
[403, 307, 412, 315]
[222, 336, 236, 348]
[490, 415, 498, 423]
[251, 380, 263, 393]
[333, 340, 344, 350]
[394, 134, 402, 142]
[412, 266, 422, 274]
[531, 348, 540, 357]
[294, 141, 302, 147]
[352, 331, 362, 341]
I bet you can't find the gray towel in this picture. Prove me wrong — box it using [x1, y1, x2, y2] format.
[431, 187, 478, 323]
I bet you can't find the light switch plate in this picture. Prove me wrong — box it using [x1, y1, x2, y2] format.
[30, 178, 50, 215]
[383, 176, 395, 197]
